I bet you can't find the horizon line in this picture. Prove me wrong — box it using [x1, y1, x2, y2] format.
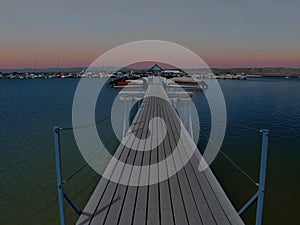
[1, 65, 300, 71]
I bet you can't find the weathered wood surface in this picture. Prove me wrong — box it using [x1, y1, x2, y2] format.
[76, 79, 244, 225]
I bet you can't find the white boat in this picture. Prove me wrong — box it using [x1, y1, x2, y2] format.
[166, 77, 208, 89]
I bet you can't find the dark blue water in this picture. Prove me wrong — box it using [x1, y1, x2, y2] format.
[0, 78, 299, 224]
[197, 78, 300, 224]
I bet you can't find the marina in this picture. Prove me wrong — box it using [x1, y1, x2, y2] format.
[1, 66, 300, 80]
[107, 63, 209, 89]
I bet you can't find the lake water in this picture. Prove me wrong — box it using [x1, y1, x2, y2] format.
[0, 78, 299, 224]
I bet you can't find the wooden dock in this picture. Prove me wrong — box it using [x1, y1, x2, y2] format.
[76, 78, 244, 225]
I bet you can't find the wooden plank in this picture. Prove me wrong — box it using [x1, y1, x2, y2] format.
[132, 97, 156, 225]
[76, 135, 133, 225]
[183, 133, 244, 225]
[161, 100, 189, 225]
[108, 97, 152, 225]
[77, 80, 244, 225]
[166, 102, 219, 225]
[90, 99, 150, 225]
[118, 96, 155, 225]
[156, 98, 174, 225]
[203, 168, 244, 225]
[163, 101, 203, 225]
[169, 101, 231, 225]
[146, 97, 161, 225]
[77, 97, 149, 225]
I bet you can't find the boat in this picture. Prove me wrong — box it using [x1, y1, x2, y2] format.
[166, 77, 208, 89]
[107, 62, 208, 90]
[108, 77, 146, 88]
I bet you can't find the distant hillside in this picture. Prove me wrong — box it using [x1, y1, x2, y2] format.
[1, 67, 300, 77]
[184, 67, 300, 77]
[212, 67, 300, 77]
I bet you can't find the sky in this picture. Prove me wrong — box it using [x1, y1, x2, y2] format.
[0, 0, 299, 68]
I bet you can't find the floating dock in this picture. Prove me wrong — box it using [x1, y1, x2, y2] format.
[76, 77, 244, 225]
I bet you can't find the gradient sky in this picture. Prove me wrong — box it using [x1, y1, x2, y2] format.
[0, 0, 299, 68]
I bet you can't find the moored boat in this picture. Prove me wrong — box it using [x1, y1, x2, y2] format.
[167, 77, 208, 89]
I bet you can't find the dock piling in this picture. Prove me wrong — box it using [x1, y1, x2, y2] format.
[256, 129, 269, 225]
[238, 129, 269, 225]
[54, 127, 66, 225]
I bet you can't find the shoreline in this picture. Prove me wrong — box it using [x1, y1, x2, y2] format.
[0, 73, 299, 79]
[1, 67, 300, 79]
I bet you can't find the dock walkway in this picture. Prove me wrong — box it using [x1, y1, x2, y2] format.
[76, 78, 244, 225]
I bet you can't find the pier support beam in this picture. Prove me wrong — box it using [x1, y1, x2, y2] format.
[189, 99, 193, 139]
[184, 99, 187, 126]
[122, 97, 127, 138]
[54, 127, 66, 225]
[256, 129, 269, 225]
[238, 129, 269, 225]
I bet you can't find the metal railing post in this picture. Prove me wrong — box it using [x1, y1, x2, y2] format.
[122, 97, 127, 138]
[54, 127, 66, 225]
[238, 129, 269, 225]
[256, 129, 269, 225]
[184, 99, 187, 126]
[189, 99, 193, 139]
[128, 95, 131, 126]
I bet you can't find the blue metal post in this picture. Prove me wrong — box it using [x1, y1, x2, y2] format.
[256, 129, 269, 225]
[54, 127, 66, 225]
[238, 191, 259, 215]
[63, 191, 82, 215]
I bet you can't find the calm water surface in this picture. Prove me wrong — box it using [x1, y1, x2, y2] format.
[0, 78, 299, 224]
